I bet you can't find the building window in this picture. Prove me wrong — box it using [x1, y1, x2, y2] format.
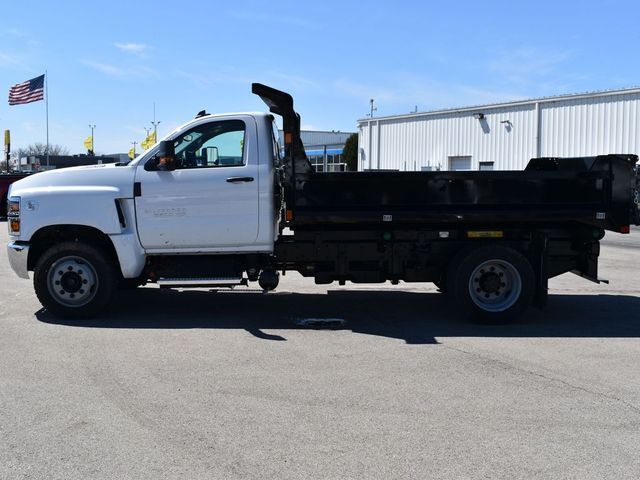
[448, 156, 472, 171]
[479, 161, 494, 171]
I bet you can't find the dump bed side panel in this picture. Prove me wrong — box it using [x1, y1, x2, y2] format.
[292, 154, 638, 233]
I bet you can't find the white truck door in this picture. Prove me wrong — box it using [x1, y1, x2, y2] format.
[134, 116, 260, 251]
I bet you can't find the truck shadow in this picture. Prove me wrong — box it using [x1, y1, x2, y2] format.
[35, 288, 640, 344]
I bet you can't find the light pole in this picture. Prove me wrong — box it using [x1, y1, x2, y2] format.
[151, 101, 161, 140]
[88, 124, 96, 155]
[369, 99, 377, 118]
[144, 127, 151, 138]
[131, 141, 138, 158]
[151, 120, 161, 140]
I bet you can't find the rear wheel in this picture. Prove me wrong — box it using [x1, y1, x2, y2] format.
[34, 242, 116, 318]
[447, 245, 534, 324]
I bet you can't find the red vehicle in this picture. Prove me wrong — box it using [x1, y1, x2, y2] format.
[1, 172, 30, 217]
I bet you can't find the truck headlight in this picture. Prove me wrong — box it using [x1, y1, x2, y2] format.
[8, 197, 20, 235]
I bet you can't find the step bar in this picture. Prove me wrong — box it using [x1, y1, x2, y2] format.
[157, 277, 247, 288]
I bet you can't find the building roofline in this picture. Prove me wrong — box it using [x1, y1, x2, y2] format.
[357, 86, 640, 124]
[279, 129, 356, 135]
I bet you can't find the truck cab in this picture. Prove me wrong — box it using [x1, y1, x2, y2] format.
[133, 113, 281, 253]
[7, 110, 284, 317]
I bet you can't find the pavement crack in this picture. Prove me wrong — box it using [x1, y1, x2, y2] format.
[440, 342, 640, 416]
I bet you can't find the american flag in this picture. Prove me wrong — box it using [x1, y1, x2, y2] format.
[8, 74, 45, 106]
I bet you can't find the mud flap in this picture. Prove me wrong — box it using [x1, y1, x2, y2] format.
[531, 232, 549, 309]
[571, 240, 608, 284]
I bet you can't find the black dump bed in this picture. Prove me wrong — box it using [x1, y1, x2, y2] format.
[293, 154, 639, 233]
[251, 83, 640, 234]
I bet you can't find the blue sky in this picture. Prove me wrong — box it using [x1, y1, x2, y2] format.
[1, 0, 639, 155]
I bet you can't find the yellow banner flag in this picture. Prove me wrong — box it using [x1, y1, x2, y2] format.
[142, 131, 157, 150]
[83, 135, 93, 150]
[128, 148, 135, 159]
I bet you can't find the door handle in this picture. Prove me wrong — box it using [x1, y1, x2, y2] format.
[226, 176, 254, 183]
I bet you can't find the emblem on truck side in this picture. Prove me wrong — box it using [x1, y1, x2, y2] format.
[146, 207, 187, 218]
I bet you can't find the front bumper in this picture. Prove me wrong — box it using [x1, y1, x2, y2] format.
[7, 242, 30, 279]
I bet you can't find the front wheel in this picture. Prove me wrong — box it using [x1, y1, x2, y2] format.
[34, 242, 117, 318]
[446, 245, 534, 324]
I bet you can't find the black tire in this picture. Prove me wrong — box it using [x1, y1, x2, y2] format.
[446, 245, 534, 324]
[34, 242, 117, 318]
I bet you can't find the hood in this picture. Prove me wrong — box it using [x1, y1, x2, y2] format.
[9, 163, 136, 198]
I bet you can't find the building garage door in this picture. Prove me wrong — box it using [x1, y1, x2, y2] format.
[448, 156, 472, 171]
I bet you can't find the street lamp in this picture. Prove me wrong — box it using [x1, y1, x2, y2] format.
[88, 124, 96, 155]
[151, 101, 161, 139]
[151, 120, 161, 139]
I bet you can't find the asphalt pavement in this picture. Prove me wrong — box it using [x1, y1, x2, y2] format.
[1, 225, 639, 479]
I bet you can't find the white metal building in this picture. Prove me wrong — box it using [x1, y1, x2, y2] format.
[357, 87, 640, 171]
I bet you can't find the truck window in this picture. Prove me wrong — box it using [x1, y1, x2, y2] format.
[173, 119, 246, 169]
[271, 120, 282, 166]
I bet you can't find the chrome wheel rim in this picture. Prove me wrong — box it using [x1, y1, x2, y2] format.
[47, 256, 98, 308]
[468, 259, 522, 312]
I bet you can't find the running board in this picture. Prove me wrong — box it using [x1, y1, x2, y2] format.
[157, 277, 247, 288]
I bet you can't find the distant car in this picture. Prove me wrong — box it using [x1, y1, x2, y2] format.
[1, 172, 31, 217]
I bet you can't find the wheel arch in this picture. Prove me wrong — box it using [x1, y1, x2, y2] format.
[27, 224, 119, 273]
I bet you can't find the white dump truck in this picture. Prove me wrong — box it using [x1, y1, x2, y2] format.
[6, 84, 640, 323]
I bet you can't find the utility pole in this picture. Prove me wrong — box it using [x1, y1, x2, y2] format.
[151, 102, 161, 139]
[88, 124, 95, 155]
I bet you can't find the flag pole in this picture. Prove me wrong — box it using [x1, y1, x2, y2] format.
[45, 70, 49, 167]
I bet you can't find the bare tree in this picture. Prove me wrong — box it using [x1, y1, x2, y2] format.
[15, 143, 69, 158]
[8, 143, 70, 169]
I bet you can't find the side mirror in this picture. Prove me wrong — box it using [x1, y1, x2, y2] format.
[205, 146, 219, 166]
[145, 140, 177, 171]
